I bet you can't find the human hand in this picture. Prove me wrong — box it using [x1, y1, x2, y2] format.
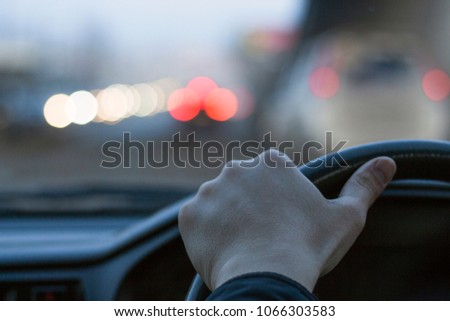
[179, 150, 396, 291]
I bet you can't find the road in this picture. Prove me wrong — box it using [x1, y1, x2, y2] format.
[0, 113, 255, 192]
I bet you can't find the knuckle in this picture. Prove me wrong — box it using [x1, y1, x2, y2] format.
[262, 148, 281, 160]
[260, 149, 293, 168]
[262, 148, 280, 158]
[222, 160, 244, 176]
[178, 199, 196, 231]
[197, 180, 215, 198]
[224, 159, 241, 170]
[354, 171, 383, 195]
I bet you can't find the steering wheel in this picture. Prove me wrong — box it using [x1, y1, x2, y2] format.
[185, 140, 450, 300]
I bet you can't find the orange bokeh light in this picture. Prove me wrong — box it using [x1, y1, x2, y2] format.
[204, 88, 238, 121]
[187, 76, 218, 111]
[167, 88, 201, 121]
[168, 76, 239, 122]
[187, 77, 218, 101]
[308, 67, 340, 99]
[422, 69, 450, 102]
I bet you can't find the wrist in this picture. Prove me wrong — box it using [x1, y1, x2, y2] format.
[209, 250, 321, 292]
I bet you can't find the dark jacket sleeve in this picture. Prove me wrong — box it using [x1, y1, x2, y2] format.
[206, 272, 318, 301]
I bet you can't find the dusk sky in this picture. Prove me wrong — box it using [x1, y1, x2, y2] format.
[1, 1, 304, 54]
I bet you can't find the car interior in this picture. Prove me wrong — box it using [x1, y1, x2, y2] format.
[0, 0, 449, 301]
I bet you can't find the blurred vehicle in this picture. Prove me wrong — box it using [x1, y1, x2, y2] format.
[0, 0, 449, 300]
[258, 0, 450, 149]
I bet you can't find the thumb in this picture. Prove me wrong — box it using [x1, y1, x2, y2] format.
[339, 157, 397, 211]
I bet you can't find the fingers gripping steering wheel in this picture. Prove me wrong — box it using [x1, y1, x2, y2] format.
[185, 140, 450, 300]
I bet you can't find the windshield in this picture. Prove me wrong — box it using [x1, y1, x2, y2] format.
[0, 0, 448, 192]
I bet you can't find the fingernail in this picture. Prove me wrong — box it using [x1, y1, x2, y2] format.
[373, 157, 397, 185]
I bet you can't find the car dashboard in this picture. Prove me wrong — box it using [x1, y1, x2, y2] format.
[0, 181, 449, 301]
[0, 188, 195, 300]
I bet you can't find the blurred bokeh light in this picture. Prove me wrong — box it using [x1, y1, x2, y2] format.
[66, 91, 98, 125]
[422, 69, 450, 102]
[167, 77, 239, 122]
[204, 88, 238, 121]
[168, 88, 201, 122]
[308, 67, 340, 100]
[43, 94, 72, 128]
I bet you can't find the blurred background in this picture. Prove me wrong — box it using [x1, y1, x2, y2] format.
[0, 0, 449, 192]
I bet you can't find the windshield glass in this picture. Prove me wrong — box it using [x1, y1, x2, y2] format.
[0, 0, 448, 192]
[0, 0, 302, 190]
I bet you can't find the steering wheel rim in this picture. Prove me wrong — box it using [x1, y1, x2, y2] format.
[185, 139, 450, 300]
